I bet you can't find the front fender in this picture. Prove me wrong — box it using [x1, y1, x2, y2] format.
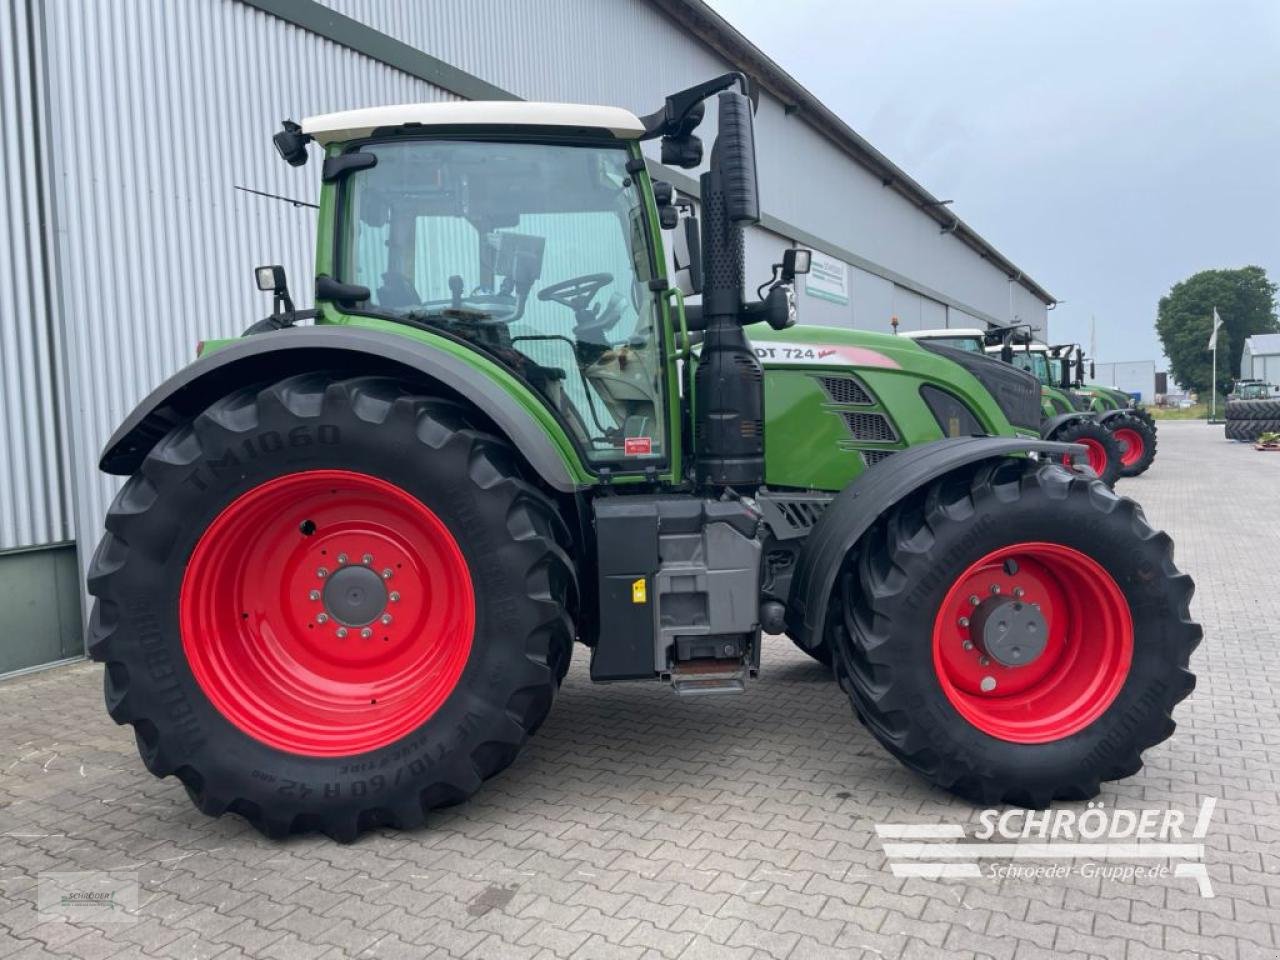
[1096, 408, 1128, 427]
[99, 325, 589, 492]
[785, 436, 1083, 651]
[1040, 411, 1094, 439]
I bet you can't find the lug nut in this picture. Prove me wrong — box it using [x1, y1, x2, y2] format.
[980, 676, 997, 692]
[1013, 587, 1025, 598]
[969, 595, 980, 607]
[316, 613, 329, 624]
[979, 656, 990, 667]
[389, 591, 400, 603]
[962, 641, 974, 651]
[360, 627, 373, 639]
[308, 589, 321, 601]
[336, 627, 348, 638]
[990, 584, 1001, 595]
[380, 613, 393, 625]
[316, 567, 329, 578]
[958, 616, 970, 628]
[382, 569, 393, 580]
[337, 553, 348, 565]
[362, 553, 373, 565]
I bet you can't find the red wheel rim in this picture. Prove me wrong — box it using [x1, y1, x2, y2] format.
[1113, 427, 1144, 467]
[180, 470, 474, 756]
[931, 542, 1132, 743]
[1062, 437, 1107, 475]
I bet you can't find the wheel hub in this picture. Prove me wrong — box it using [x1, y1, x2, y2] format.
[969, 596, 1048, 667]
[322, 565, 388, 626]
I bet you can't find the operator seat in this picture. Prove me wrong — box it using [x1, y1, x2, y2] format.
[377, 272, 421, 309]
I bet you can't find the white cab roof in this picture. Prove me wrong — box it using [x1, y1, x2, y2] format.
[301, 101, 646, 144]
[902, 328, 986, 340]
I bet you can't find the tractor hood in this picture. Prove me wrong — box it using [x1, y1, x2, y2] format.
[746, 324, 1036, 490]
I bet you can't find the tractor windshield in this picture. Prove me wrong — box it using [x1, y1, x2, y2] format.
[1008, 350, 1051, 385]
[338, 138, 665, 466]
[924, 335, 983, 353]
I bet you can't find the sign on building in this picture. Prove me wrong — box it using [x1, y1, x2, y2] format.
[805, 250, 849, 305]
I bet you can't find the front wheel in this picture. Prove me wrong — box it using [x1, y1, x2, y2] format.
[87, 374, 575, 841]
[1110, 412, 1158, 477]
[830, 458, 1199, 807]
[1049, 418, 1121, 487]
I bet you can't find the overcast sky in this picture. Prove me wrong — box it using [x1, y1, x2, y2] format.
[707, 0, 1280, 364]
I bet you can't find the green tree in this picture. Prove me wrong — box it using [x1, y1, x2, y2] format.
[1156, 266, 1278, 395]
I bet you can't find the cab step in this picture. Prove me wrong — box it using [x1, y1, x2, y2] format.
[667, 659, 750, 697]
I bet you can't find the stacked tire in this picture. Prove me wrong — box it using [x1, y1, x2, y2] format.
[1224, 398, 1280, 441]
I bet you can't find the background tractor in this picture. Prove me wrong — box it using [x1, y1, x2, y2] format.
[1044, 343, 1158, 477]
[903, 327, 1128, 484]
[88, 75, 1199, 841]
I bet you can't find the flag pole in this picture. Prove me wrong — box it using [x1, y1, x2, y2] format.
[1207, 306, 1222, 424]
[1210, 336, 1217, 424]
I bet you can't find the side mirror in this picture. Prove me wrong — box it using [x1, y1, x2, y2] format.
[273, 120, 310, 167]
[1000, 343, 1014, 364]
[673, 203, 703, 296]
[1090, 361, 1096, 379]
[780, 248, 811, 282]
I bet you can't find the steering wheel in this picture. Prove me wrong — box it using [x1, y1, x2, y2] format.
[537, 273, 613, 310]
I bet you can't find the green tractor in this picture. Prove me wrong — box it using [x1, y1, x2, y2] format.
[903, 327, 1127, 485]
[88, 76, 1199, 841]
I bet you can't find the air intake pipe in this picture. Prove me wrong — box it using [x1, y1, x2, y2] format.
[694, 91, 763, 489]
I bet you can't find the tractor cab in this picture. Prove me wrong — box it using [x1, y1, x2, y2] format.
[299, 102, 672, 467]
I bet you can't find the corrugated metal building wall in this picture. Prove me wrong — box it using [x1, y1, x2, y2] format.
[1, 0, 1053, 672]
[0, 0, 71, 552]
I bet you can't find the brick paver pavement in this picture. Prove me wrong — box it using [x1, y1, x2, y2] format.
[2, 420, 1277, 959]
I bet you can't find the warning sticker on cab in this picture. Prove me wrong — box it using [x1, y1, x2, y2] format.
[624, 436, 653, 455]
[751, 342, 900, 369]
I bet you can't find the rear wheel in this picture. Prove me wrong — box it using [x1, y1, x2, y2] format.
[829, 458, 1199, 807]
[1050, 418, 1121, 486]
[1110, 412, 1157, 478]
[88, 374, 575, 840]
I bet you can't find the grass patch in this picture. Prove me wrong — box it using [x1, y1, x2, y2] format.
[1148, 404, 1210, 420]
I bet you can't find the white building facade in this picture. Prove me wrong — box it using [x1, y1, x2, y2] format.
[0, 0, 1054, 673]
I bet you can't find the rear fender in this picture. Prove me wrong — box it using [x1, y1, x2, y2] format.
[785, 436, 1083, 651]
[1040, 411, 1093, 439]
[99, 326, 589, 492]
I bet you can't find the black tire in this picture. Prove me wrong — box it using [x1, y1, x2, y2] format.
[1048, 417, 1121, 487]
[87, 374, 575, 841]
[1225, 399, 1280, 420]
[1109, 412, 1158, 478]
[1225, 418, 1280, 441]
[829, 458, 1200, 807]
